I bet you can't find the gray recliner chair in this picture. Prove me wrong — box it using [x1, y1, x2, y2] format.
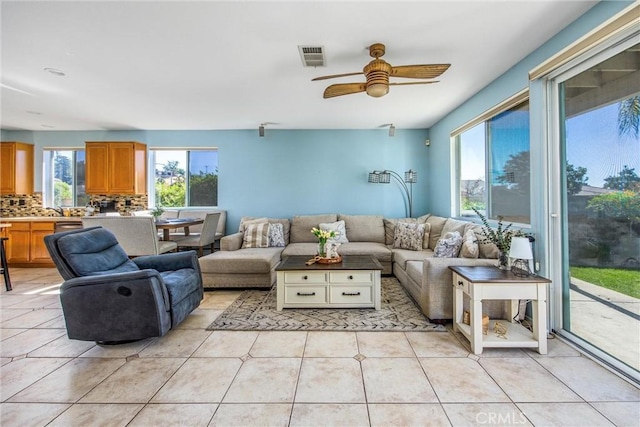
[44, 226, 204, 343]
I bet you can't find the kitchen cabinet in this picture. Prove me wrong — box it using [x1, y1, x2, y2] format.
[2, 221, 54, 266]
[85, 141, 147, 194]
[0, 141, 34, 195]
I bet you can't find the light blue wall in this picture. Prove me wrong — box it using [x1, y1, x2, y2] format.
[0, 128, 429, 232]
[426, 0, 634, 217]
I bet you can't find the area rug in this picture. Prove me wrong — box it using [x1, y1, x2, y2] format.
[207, 277, 445, 331]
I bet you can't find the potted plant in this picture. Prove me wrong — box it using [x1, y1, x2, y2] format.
[150, 205, 165, 221]
[472, 207, 528, 269]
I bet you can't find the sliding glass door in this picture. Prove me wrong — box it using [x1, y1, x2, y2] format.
[552, 38, 639, 379]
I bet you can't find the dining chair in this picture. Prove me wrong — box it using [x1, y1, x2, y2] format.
[174, 212, 221, 257]
[82, 216, 177, 256]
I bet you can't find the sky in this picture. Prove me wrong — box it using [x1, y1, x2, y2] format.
[154, 150, 218, 175]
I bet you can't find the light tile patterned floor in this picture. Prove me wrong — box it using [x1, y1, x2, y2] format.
[1, 268, 639, 426]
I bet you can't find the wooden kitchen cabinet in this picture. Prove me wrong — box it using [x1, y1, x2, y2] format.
[0, 141, 34, 195]
[85, 141, 147, 194]
[2, 221, 54, 266]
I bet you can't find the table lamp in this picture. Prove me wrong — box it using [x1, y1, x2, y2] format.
[509, 237, 533, 277]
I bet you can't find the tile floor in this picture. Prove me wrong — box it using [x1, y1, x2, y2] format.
[1, 268, 639, 427]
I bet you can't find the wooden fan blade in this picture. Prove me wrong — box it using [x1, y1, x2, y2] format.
[323, 83, 367, 98]
[389, 81, 439, 86]
[312, 71, 364, 81]
[390, 64, 450, 79]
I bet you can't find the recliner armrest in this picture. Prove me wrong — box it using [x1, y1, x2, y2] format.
[60, 269, 163, 291]
[133, 251, 199, 272]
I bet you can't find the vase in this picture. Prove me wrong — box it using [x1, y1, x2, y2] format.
[317, 240, 327, 258]
[498, 251, 509, 270]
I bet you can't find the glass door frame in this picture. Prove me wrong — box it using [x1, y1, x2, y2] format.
[545, 29, 640, 383]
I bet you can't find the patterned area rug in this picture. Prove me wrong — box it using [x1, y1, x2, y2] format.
[207, 277, 445, 331]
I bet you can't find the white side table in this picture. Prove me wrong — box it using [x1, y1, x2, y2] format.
[450, 266, 551, 355]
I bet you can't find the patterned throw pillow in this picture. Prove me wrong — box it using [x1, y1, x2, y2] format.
[460, 228, 479, 258]
[319, 220, 349, 243]
[434, 231, 464, 258]
[268, 223, 286, 247]
[392, 222, 425, 251]
[242, 223, 269, 248]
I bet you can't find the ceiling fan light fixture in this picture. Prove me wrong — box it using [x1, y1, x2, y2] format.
[366, 83, 388, 98]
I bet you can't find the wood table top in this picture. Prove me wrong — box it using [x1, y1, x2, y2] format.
[277, 255, 383, 271]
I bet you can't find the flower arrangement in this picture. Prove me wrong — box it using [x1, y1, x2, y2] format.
[311, 227, 338, 258]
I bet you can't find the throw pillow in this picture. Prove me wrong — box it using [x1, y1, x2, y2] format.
[393, 222, 425, 251]
[239, 217, 268, 233]
[433, 231, 464, 258]
[319, 220, 349, 243]
[242, 223, 269, 248]
[268, 223, 286, 247]
[460, 228, 479, 258]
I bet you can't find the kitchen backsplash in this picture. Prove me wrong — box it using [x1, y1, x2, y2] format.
[0, 193, 148, 217]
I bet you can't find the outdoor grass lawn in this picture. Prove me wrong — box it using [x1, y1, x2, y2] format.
[571, 267, 640, 299]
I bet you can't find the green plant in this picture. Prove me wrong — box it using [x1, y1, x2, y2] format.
[471, 207, 527, 253]
[150, 205, 165, 218]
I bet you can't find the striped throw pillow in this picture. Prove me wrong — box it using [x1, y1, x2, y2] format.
[242, 223, 269, 248]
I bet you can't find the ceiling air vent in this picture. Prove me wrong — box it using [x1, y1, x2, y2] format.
[298, 45, 325, 67]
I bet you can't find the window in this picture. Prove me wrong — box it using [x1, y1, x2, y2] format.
[150, 149, 218, 207]
[43, 150, 88, 208]
[454, 97, 530, 224]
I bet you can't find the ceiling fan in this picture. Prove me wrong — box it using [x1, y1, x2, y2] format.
[312, 43, 450, 99]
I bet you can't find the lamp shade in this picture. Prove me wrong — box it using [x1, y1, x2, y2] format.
[509, 237, 532, 260]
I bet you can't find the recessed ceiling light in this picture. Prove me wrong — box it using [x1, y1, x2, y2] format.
[44, 67, 65, 77]
[26, 110, 43, 115]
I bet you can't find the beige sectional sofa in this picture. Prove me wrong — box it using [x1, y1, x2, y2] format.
[198, 213, 506, 321]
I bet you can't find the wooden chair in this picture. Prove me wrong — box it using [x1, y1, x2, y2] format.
[174, 212, 221, 257]
[82, 216, 177, 256]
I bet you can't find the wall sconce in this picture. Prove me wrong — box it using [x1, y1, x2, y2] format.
[388, 124, 395, 137]
[368, 169, 417, 217]
[259, 124, 265, 137]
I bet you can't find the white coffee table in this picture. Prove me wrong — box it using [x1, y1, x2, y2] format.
[275, 255, 383, 311]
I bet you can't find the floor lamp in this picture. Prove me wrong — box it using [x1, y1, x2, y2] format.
[368, 169, 417, 217]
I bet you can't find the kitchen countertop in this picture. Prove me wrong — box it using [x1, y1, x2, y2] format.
[0, 217, 84, 222]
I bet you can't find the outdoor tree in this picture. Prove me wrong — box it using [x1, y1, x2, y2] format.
[587, 190, 640, 233]
[54, 154, 72, 184]
[497, 151, 530, 195]
[156, 181, 185, 207]
[618, 95, 639, 139]
[566, 162, 588, 195]
[189, 172, 218, 206]
[603, 166, 640, 191]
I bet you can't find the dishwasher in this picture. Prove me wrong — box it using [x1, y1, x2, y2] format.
[54, 222, 83, 233]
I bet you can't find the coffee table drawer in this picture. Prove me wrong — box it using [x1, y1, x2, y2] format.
[284, 285, 327, 304]
[284, 272, 327, 284]
[330, 271, 373, 283]
[330, 285, 373, 304]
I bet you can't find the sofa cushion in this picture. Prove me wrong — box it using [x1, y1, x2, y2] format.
[405, 260, 424, 285]
[290, 214, 338, 243]
[199, 247, 283, 274]
[392, 248, 434, 270]
[425, 215, 448, 249]
[338, 214, 385, 243]
[460, 228, 480, 258]
[393, 222, 425, 251]
[319, 220, 349, 244]
[337, 242, 392, 262]
[433, 231, 464, 258]
[281, 243, 318, 257]
[242, 223, 270, 248]
[441, 218, 469, 237]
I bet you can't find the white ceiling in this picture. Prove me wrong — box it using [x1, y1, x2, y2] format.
[1, 0, 598, 131]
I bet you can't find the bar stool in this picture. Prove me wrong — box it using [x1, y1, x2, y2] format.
[0, 236, 11, 291]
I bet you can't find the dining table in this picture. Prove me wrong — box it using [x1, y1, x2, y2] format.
[155, 217, 204, 241]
